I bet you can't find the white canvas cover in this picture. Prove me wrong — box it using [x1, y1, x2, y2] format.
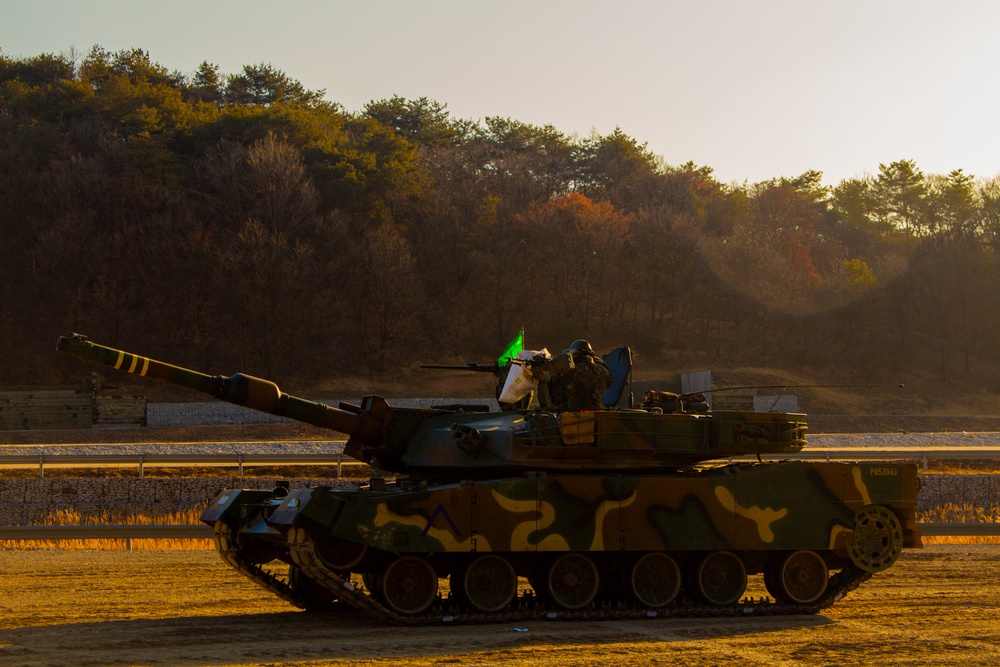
[498, 348, 549, 403]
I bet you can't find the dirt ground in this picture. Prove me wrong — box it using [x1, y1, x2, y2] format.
[0, 545, 997, 667]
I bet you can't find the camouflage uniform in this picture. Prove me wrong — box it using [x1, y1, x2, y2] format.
[552, 354, 613, 410]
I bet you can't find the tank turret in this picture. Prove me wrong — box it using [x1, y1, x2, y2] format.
[57, 333, 806, 478]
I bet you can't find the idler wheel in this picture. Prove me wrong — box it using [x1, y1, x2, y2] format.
[457, 554, 518, 612]
[766, 550, 829, 604]
[629, 552, 681, 608]
[379, 556, 439, 615]
[848, 505, 904, 572]
[693, 551, 747, 605]
[314, 534, 368, 571]
[546, 553, 600, 610]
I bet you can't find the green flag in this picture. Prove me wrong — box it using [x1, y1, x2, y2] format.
[497, 329, 524, 366]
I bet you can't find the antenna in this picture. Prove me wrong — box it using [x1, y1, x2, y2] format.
[684, 383, 905, 409]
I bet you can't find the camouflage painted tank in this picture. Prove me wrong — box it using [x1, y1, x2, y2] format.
[57, 333, 922, 624]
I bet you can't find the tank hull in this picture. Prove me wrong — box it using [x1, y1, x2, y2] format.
[201, 460, 921, 622]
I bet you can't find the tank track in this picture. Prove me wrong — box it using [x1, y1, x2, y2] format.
[270, 527, 874, 626]
[212, 521, 333, 610]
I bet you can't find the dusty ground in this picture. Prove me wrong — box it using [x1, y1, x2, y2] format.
[0, 545, 997, 667]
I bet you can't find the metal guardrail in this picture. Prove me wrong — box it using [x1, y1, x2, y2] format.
[0, 524, 214, 539]
[0, 447, 997, 477]
[0, 523, 995, 544]
[0, 453, 367, 477]
[0, 524, 213, 550]
[917, 522, 1000, 536]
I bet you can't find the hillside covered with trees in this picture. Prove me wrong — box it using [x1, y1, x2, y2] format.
[3, 47, 1000, 406]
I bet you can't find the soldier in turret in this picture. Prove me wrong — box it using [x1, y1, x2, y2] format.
[546, 339, 613, 410]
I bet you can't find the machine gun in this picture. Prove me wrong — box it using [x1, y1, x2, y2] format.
[419, 362, 501, 373]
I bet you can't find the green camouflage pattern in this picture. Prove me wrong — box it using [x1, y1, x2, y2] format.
[261, 460, 919, 559]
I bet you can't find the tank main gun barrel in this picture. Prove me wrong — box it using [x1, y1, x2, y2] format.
[56, 333, 379, 440]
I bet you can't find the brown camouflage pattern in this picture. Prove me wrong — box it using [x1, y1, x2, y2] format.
[279, 461, 919, 558]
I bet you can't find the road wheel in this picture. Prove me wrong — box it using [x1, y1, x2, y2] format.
[629, 552, 681, 608]
[546, 553, 600, 610]
[458, 554, 518, 612]
[379, 556, 438, 615]
[693, 551, 746, 605]
[765, 550, 829, 604]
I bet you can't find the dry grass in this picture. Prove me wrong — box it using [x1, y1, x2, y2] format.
[919, 501, 1000, 523]
[0, 507, 213, 550]
[41, 507, 205, 526]
[922, 536, 999, 544]
[2, 538, 214, 550]
[922, 459, 1000, 475]
[0, 464, 358, 479]
[918, 501, 1000, 545]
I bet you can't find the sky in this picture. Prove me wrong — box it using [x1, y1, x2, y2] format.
[3, 0, 1000, 186]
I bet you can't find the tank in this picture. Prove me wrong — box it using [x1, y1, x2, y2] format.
[57, 332, 922, 624]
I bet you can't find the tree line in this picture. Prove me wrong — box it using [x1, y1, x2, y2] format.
[3, 47, 1000, 394]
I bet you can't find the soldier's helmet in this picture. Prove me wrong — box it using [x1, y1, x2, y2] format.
[564, 339, 595, 357]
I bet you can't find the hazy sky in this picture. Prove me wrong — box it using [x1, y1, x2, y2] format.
[3, 0, 1000, 186]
